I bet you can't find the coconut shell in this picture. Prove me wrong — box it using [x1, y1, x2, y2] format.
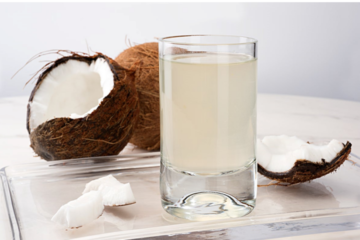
[27, 53, 140, 160]
[258, 141, 352, 185]
[115, 42, 160, 151]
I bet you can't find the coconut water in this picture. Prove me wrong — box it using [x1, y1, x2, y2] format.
[160, 53, 257, 175]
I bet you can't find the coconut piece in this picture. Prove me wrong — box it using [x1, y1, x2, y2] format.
[51, 191, 104, 229]
[115, 42, 160, 150]
[83, 174, 136, 206]
[99, 183, 136, 207]
[257, 135, 352, 185]
[83, 175, 120, 194]
[27, 53, 140, 160]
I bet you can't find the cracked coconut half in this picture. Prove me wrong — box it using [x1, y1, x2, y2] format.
[27, 53, 139, 160]
[257, 135, 352, 185]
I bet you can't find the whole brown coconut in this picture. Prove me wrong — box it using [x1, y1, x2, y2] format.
[115, 42, 160, 151]
[27, 53, 139, 160]
[258, 142, 352, 185]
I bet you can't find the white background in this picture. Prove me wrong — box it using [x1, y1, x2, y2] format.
[0, 3, 359, 101]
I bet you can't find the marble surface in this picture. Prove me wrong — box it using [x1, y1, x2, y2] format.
[0, 94, 359, 239]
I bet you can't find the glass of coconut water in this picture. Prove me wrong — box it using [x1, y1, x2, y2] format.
[159, 35, 257, 221]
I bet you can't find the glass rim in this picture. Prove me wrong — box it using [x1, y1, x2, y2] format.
[158, 34, 257, 46]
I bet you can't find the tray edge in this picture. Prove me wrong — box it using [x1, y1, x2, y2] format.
[1, 168, 21, 240]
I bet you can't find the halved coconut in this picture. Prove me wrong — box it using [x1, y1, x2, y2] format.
[83, 174, 136, 206]
[257, 135, 352, 185]
[51, 191, 104, 229]
[27, 53, 139, 160]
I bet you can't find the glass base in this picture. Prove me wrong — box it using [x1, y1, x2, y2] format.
[160, 160, 257, 221]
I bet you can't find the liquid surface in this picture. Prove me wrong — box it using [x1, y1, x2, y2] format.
[160, 53, 257, 175]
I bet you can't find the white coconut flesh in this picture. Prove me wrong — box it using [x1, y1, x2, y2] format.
[51, 191, 104, 229]
[83, 175, 120, 194]
[29, 58, 114, 132]
[99, 183, 136, 206]
[257, 135, 344, 172]
[83, 175, 136, 206]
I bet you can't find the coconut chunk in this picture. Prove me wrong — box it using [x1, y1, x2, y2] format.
[257, 135, 352, 185]
[83, 175, 121, 194]
[257, 135, 344, 172]
[99, 183, 136, 206]
[51, 191, 104, 229]
[83, 174, 136, 206]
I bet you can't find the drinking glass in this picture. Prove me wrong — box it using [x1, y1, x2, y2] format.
[159, 35, 257, 221]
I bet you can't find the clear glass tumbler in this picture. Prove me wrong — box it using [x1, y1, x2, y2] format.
[159, 35, 257, 221]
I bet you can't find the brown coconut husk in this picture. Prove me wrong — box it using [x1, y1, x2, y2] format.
[115, 42, 160, 150]
[27, 53, 140, 160]
[258, 141, 352, 186]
